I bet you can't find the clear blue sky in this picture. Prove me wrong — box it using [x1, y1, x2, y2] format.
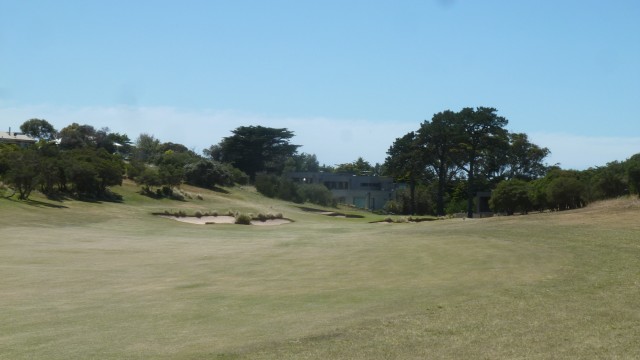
[1, 0, 639, 169]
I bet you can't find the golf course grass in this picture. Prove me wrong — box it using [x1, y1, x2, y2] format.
[1, 181, 639, 359]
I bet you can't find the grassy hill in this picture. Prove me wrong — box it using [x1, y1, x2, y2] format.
[1, 182, 639, 359]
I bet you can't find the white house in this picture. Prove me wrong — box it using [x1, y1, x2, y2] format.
[0, 129, 36, 148]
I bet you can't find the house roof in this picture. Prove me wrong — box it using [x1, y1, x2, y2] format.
[0, 131, 37, 143]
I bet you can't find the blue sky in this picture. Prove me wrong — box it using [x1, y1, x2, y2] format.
[1, 0, 639, 169]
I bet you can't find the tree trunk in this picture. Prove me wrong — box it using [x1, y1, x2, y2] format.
[409, 179, 416, 215]
[466, 159, 475, 218]
[436, 162, 447, 216]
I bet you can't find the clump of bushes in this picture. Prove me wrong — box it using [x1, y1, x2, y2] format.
[235, 213, 252, 225]
[255, 174, 336, 206]
[252, 212, 285, 222]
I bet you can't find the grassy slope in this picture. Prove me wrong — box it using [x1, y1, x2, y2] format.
[1, 182, 639, 359]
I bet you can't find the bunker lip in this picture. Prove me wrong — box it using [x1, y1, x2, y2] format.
[297, 206, 364, 219]
[155, 214, 292, 226]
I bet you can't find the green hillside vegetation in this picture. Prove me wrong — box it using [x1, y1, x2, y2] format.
[1, 181, 639, 359]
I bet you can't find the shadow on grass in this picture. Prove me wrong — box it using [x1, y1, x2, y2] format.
[5, 197, 68, 209]
[211, 186, 230, 194]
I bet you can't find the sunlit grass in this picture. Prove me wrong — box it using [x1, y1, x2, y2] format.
[1, 182, 639, 359]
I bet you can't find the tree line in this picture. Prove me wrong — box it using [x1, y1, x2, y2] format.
[384, 107, 640, 217]
[3, 114, 639, 213]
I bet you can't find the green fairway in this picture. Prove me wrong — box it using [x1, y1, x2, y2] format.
[1, 182, 639, 359]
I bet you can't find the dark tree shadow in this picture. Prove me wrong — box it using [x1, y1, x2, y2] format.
[211, 186, 230, 194]
[4, 197, 68, 208]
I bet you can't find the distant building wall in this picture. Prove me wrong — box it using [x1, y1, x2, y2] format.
[288, 172, 397, 211]
[0, 131, 36, 148]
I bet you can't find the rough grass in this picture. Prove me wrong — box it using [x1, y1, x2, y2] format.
[1, 182, 639, 359]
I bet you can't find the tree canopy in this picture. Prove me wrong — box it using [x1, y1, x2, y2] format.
[206, 126, 300, 180]
[20, 118, 57, 141]
[385, 107, 550, 216]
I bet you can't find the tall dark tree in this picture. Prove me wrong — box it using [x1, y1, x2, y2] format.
[385, 132, 426, 214]
[626, 153, 640, 197]
[58, 123, 98, 149]
[20, 118, 57, 141]
[4, 148, 42, 200]
[418, 110, 459, 216]
[210, 126, 300, 180]
[454, 107, 509, 218]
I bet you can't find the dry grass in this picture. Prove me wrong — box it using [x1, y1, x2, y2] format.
[1, 185, 639, 359]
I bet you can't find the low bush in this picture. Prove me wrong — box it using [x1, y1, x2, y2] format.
[235, 213, 252, 225]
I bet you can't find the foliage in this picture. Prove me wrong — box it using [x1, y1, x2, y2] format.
[502, 133, 550, 181]
[255, 173, 331, 205]
[4, 148, 41, 200]
[283, 153, 320, 173]
[417, 110, 459, 216]
[133, 133, 161, 163]
[234, 213, 252, 225]
[385, 132, 427, 214]
[454, 107, 510, 217]
[489, 179, 532, 215]
[297, 183, 335, 207]
[19, 118, 57, 141]
[254, 173, 279, 198]
[208, 126, 300, 180]
[58, 123, 98, 150]
[546, 174, 586, 210]
[65, 148, 124, 198]
[335, 157, 375, 175]
[588, 162, 628, 200]
[387, 107, 550, 217]
[0, 143, 19, 177]
[627, 154, 640, 197]
[385, 185, 434, 215]
[135, 166, 162, 194]
[183, 159, 232, 188]
[445, 181, 468, 215]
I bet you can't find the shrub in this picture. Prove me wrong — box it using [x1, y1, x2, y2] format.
[298, 183, 335, 207]
[194, 210, 203, 218]
[235, 213, 252, 225]
[490, 179, 532, 215]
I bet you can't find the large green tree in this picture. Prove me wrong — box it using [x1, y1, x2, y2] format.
[4, 148, 42, 200]
[58, 123, 97, 150]
[208, 126, 300, 180]
[454, 107, 509, 218]
[385, 132, 426, 214]
[418, 110, 460, 216]
[19, 118, 57, 141]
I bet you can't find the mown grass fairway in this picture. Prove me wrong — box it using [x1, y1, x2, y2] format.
[1, 182, 639, 359]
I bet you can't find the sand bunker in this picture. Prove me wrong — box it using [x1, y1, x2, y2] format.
[159, 215, 291, 226]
